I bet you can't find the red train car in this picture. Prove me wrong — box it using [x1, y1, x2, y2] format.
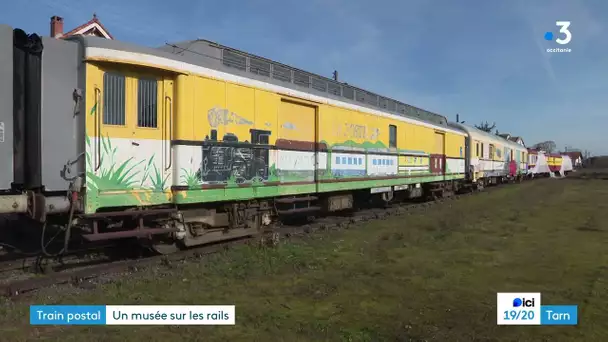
[546, 153, 563, 173]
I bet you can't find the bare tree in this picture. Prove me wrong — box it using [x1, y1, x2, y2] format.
[475, 121, 496, 132]
[532, 141, 557, 153]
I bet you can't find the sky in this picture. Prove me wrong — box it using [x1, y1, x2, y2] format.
[2, 0, 607, 154]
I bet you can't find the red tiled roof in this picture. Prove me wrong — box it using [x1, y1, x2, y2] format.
[61, 14, 113, 39]
[561, 151, 583, 160]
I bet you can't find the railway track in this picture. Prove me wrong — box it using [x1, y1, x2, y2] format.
[0, 180, 525, 298]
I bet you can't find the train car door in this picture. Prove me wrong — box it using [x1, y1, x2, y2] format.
[433, 131, 445, 179]
[130, 74, 174, 196]
[90, 68, 137, 193]
[276, 99, 317, 194]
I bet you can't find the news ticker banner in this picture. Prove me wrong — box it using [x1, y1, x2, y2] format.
[30, 305, 235, 325]
[497, 293, 578, 325]
[31, 296, 576, 326]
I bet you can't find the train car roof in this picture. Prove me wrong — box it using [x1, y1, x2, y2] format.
[65, 35, 469, 135]
[448, 122, 527, 150]
[161, 39, 449, 126]
[447, 122, 467, 135]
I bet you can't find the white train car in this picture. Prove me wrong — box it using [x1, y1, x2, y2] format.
[450, 123, 512, 185]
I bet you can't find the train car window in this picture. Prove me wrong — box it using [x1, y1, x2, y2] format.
[389, 125, 397, 148]
[379, 97, 388, 109]
[489, 144, 495, 159]
[311, 77, 327, 92]
[327, 82, 341, 96]
[103, 72, 126, 126]
[397, 103, 407, 114]
[272, 64, 291, 83]
[249, 57, 271, 77]
[481, 143, 485, 158]
[355, 90, 366, 103]
[222, 50, 246, 71]
[137, 78, 158, 128]
[476, 143, 479, 157]
[294, 70, 311, 88]
[342, 86, 355, 100]
[366, 92, 379, 106]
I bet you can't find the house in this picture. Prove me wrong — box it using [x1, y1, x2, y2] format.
[561, 151, 583, 168]
[50, 14, 113, 40]
[498, 133, 526, 147]
[508, 136, 525, 146]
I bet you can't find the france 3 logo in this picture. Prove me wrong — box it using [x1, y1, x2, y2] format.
[544, 21, 572, 53]
[497, 293, 541, 325]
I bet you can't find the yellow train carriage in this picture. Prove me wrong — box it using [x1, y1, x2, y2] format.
[546, 153, 563, 173]
[82, 37, 466, 213]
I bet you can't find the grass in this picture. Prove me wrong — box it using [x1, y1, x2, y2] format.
[1, 178, 608, 341]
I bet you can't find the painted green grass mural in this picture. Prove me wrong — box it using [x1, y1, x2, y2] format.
[180, 168, 200, 189]
[266, 163, 316, 183]
[85, 135, 143, 191]
[85, 135, 167, 192]
[144, 158, 170, 191]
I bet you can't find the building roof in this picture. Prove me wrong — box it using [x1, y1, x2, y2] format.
[55, 14, 113, 40]
[561, 151, 583, 160]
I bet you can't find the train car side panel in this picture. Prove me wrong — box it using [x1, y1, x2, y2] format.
[275, 98, 318, 185]
[84, 62, 175, 213]
[316, 105, 461, 194]
[171, 76, 319, 205]
[0, 25, 13, 191]
[444, 131, 466, 179]
[82, 42, 468, 212]
[40, 37, 83, 192]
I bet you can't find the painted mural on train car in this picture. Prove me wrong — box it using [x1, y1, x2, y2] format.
[83, 56, 467, 213]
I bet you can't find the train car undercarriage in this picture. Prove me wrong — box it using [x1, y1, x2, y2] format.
[0, 179, 478, 256]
